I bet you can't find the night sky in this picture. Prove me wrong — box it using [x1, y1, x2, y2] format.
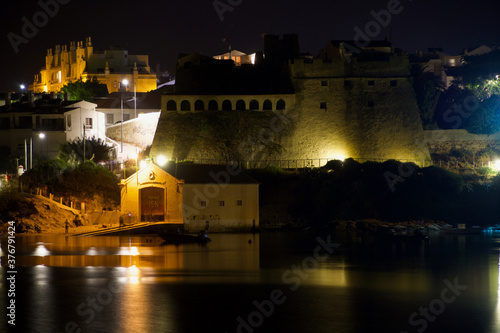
[0, 0, 499, 93]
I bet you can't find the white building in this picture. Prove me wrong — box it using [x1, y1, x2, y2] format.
[0, 93, 106, 165]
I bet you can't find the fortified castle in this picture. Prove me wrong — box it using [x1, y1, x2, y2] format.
[29, 37, 157, 94]
[151, 35, 429, 165]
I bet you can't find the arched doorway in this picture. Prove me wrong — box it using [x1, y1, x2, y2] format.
[140, 187, 165, 222]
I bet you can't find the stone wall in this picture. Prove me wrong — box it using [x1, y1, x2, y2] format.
[150, 56, 430, 163]
[106, 112, 160, 148]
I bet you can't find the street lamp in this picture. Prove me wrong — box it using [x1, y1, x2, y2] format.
[24, 133, 45, 170]
[121, 78, 136, 118]
[20, 84, 25, 92]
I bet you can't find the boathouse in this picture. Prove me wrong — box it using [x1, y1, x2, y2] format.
[119, 162, 260, 232]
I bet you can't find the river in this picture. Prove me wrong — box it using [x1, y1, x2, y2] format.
[1, 231, 500, 333]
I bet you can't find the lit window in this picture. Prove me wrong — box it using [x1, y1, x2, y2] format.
[200, 201, 207, 207]
[236, 200, 243, 206]
[219, 201, 225, 207]
[85, 117, 92, 129]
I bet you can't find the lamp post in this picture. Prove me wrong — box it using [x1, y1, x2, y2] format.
[24, 133, 45, 170]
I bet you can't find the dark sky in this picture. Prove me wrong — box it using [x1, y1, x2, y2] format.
[1, 0, 499, 93]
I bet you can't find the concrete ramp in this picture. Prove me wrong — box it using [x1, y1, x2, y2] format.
[73, 222, 184, 237]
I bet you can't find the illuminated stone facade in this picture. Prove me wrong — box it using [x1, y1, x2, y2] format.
[29, 37, 157, 94]
[152, 43, 430, 164]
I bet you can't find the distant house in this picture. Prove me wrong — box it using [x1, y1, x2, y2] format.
[119, 162, 260, 232]
[0, 92, 105, 164]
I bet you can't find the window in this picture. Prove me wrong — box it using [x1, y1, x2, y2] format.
[276, 99, 286, 110]
[321, 80, 328, 86]
[181, 100, 191, 111]
[195, 100, 204, 111]
[66, 114, 72, 130]
[236, 100, 246, 110]
[368, 101, 375, 107]
[249, 100, 259, 110]
[200, 201, 207, 208]
[368, 80, 375, 86]
[123, 114, 130, 121]
[236, 200, 243, 206]
[219, 200, 225, 207]
[263, 100, 272, 110]
[208, 100, 218, 111]
[85, 118, 93, 129]
[167, 100, 177, 111]
[390, 80, 397, 87]
[222, 100, 232, 111]
[320, 102, 327, 110]
[106, 113, 113, 124]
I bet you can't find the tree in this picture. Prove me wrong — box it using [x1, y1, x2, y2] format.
[410, 64, 442, 129]
[460, 49, 500, 100]
[58, 137, 112, 165]
[464, 95, 500, 134]
[60, 77, 108, 102]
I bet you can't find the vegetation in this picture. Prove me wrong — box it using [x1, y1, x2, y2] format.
[248, 159, 500, 226]
[434, 50, 500, 134]
[20, 160, 120, 207]
[58, 136, 112, 165]
[410, 64, 441, 129]
[59, 77, 108, 102]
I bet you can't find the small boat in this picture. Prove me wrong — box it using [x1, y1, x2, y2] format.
[159, 231, 211, 244]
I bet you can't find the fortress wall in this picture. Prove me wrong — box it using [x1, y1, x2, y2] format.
[280, 76, 429, 162]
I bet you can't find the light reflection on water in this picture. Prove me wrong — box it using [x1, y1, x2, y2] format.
[2, 232, 500, 333]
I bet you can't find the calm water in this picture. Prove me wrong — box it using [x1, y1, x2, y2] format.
[1, 231, 500, 333]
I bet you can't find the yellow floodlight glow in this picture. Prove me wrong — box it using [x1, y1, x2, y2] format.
[139, 160, 147, 169]
[157, 155, 167, 166]
[493, 160, 500, 172]
[327, 151, 347, 161]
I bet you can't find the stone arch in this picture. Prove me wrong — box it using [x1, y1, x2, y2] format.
[276, 99, 286, 110]
[208, 100, 218, 111]
[263, 99, 272, 110]
[181, 100, 191, 111]
[195, 100, 204, 111]
[167, 100, 177, 111]
[222, 100, 232, 111]
[249, 100, 259, 110]
[236, 100, 246, 111]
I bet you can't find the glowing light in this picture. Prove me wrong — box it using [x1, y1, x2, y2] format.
[493, 160, 500, 172]
[130, 153, 138, 161]
[39, 133, 46, 139]
[139, 160, 147, 169]
[130, 246, 140, 256]
[157, 155, 167, 166]
[122, 79, 129, 86]
[327, 151, 347, 161]
[86, 247, 98, 256]
[20, 84, 25, 90]
[34, 244, 50, 257]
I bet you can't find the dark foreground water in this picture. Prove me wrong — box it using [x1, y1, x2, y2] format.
[1, 231, 500, 333]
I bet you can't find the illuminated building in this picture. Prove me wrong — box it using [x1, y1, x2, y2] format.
[29, 37, 157, 94]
